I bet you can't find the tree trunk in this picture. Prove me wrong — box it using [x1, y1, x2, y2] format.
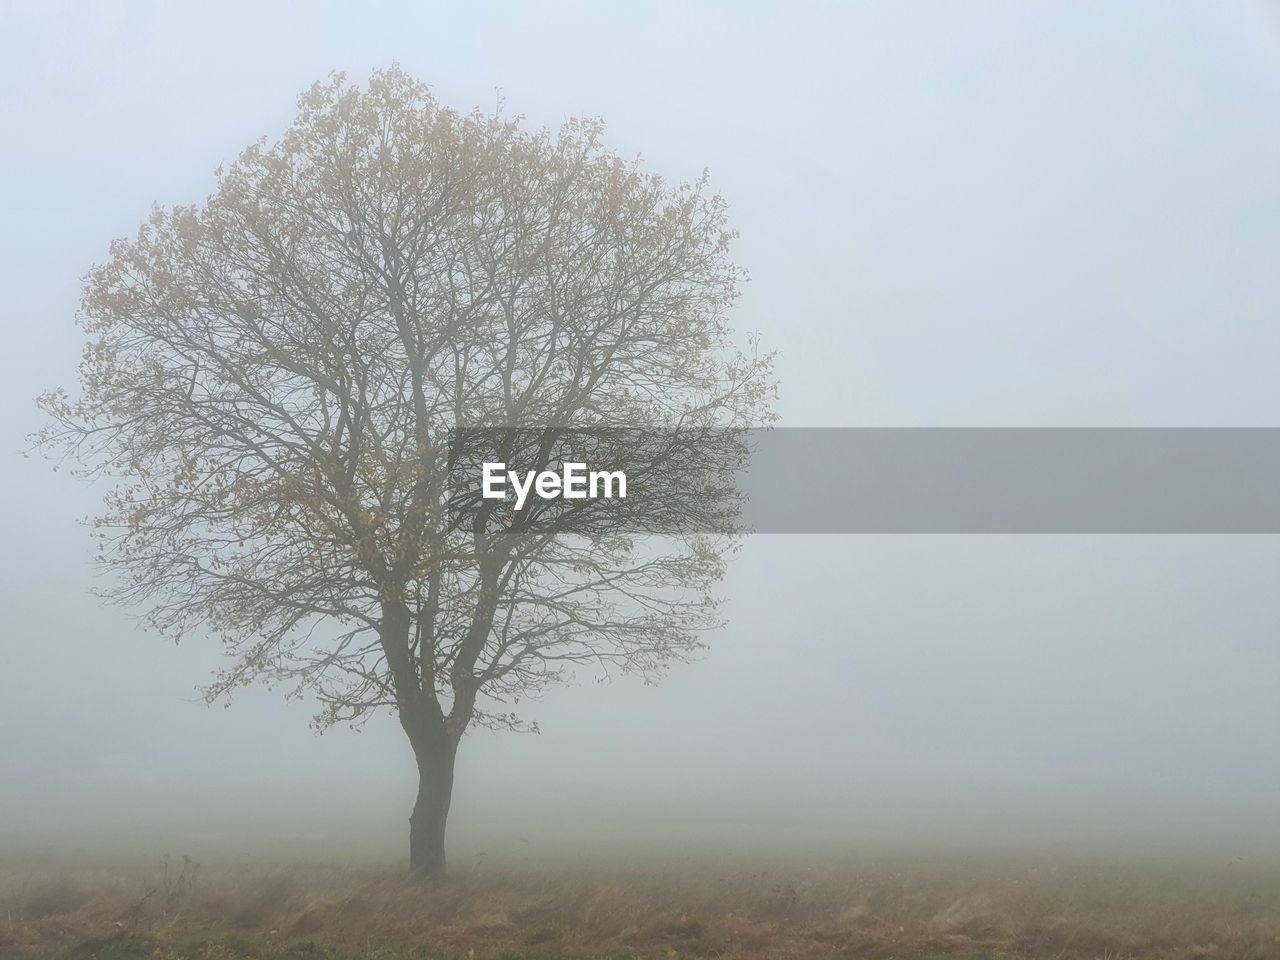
[408, 738, 457, 877]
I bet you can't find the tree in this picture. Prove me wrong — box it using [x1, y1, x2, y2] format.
[35, 67, 775, 876]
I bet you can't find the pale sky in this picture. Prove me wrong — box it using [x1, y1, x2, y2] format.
[3, 1, 1280, 860]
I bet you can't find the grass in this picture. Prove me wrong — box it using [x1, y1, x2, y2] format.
[2, 853, 1279, 959]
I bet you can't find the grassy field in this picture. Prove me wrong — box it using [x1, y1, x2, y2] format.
[2, 854, 1279, 960]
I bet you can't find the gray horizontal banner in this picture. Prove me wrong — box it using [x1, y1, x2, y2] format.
[741, 428, 1280, 533]
[445, 428, 1280, 534]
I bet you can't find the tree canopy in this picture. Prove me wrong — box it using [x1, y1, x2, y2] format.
[37, 67, 775, 872]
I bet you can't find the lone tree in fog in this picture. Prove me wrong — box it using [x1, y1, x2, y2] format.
[36, 68, 774, 876]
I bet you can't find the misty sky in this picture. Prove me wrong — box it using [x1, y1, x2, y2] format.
[3, 1, 1280, 860]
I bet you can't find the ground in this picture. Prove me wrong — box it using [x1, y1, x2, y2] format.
[2, 855, 1279, 960]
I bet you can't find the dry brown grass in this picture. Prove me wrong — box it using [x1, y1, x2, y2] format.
[2, 854, 1279, 959]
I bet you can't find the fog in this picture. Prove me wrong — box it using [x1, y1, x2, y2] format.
[3, 1, 1280, 862]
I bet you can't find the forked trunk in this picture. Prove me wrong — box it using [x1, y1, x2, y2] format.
[408, 738, 457, 877]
